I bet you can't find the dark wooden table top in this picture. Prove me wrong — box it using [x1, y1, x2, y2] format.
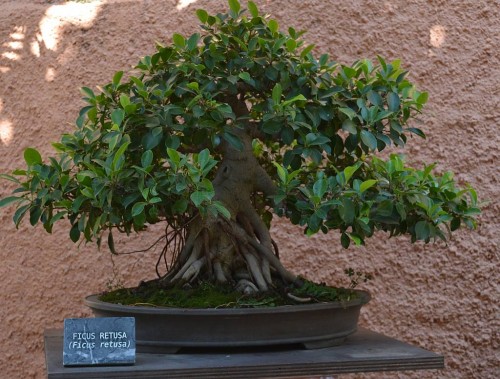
[45, 328, 443, 378]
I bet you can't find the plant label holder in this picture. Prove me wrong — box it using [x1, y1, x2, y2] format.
[63, 317, 135, 366]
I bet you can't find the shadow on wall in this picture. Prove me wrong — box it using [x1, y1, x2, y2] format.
[0, 2, 96, 146]
[0, 0, 449, 153]
[0, 0, 203, 151]
[0, 1, 101, 149]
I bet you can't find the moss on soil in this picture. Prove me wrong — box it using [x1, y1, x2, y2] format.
[99, 278, 358, 308]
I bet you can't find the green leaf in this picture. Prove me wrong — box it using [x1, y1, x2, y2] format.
[417, 91, 429, 105]
[367, 90, 383, 107]
[71, 196, 86, 213]
[342, 66, 357, 79]
[212, 201, 231, 219]
[319, 53, 329, 66]
[247, 1, 259, 17]
[273, 162, 287, 183]
[195, 9, 208, 23]
[111, 109, 125, 126]
[141, 150, 153, 168]
[344, 163, 360, 183]
[415, 221, 431, 241]
[360, 179, 377, 193]
[190, 191, 212, 207]
[468, 187, 478, 205]
[112, 71, 123, 86]
[286, 39, 297, 52]
[0, 196, 22, 208]
[408, 128, 426, 139]
[0, 174, 20, 183]
[172, 199, 188, 214]
[167, 148, 181, 165]
[228, 0, 241, 14]
[49, 211, 67, 226]
[142, 127, 163, 150]
[238, 72, 251, 82]
[108, 231, 116, 255]
[70, 223, 81, 243]
[173, 33, 186, 48]
[360, 130, 377, 150]
[450, 217, 460, 231]
[300, 44, 315, 58]
[187, 33, 200, 51]
[187, 81, 199, 92]
[464, 207, 481, 216]
[131, 202, 146, 217]
[339, 198, 355, 224]
[339, 107, 357, 120]
[341, 232, 350, 249]
[272, 83, 282, 105]
[377, 55, 387, 70]
[80, 87, 95, 99]
[133, 209, 146, 227]
[13, 204, 29, 227]
[24, 148, 42, 165]
[119, 94, 130, 108]
[313, 177, 327, 198]
[387, 92, 401, 112]
[223, 132, 244, 151]
[268, 19, 279, 34]
[112, 141, 130, 171]
[197, 148, 210, 169]
[342, 119, 357, 134]
[349, 233, 362, 246]
[281, 94, 307, 107]
[29, 205, 42, 226]
[395, 202, 407, 220]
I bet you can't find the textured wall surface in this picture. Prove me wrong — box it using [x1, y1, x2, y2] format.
[0, 1, 498, 378]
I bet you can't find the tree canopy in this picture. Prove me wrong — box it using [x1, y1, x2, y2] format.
[1, 0, 479, 254]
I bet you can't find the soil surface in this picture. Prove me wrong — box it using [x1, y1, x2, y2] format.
[0, 1, 498, 378]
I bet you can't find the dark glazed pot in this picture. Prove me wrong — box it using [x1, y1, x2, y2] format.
[85, 290, 370, 353]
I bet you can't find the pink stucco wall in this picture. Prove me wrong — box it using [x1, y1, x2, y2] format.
[0, 1, 498, 378]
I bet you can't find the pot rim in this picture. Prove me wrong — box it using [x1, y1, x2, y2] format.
[85, 289, 371, 315]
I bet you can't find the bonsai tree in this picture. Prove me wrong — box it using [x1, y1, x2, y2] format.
[0, 1, 479, 297]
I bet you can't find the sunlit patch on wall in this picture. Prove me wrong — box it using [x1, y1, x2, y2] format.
[430, 25, 446, 48]
[30, 41, 40, 57]
[0, 120, 13, 146]
[45, 67, 56, 82]
[177, 0, 198, 10]
[1, 26, 25, 62]
[1, 52, 20, 61]
[29, 33, 44, 57]
[4, 41, 23, 50]
[9, 26, 25, 41]
[39, 1, 102, 51]
[0, 67, 10, 73]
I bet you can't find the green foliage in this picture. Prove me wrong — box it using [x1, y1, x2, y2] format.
[273, 154, 479, 244]
[1, 0, 479, 249]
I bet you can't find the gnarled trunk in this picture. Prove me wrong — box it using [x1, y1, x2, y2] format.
[160, 127, 296, 293]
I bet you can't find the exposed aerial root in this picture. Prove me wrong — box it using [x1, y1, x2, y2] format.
[159, 213, 297, 293]
[157, 125, 298, 293]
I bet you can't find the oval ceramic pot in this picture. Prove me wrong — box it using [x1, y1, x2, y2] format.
[85, 290, 370, 353]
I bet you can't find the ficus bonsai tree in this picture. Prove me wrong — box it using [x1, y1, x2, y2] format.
[0, 1, 480, 299]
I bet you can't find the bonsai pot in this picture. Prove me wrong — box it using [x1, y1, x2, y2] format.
[85, 290, 371, 353]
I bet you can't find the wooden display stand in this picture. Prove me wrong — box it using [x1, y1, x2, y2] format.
[45, 328, 444, 378]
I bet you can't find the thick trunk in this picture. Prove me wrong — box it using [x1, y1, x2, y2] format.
[160, 128, 296, 293]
